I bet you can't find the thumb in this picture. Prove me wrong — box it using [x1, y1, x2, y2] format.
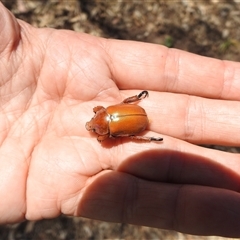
[0, 2, 20, 54]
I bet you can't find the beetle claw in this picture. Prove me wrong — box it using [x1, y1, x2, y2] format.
[150, 137, 163, 141]
[130, 135, 163, 142]
[122, 90, 149, 104]
[137, 90, 149, 100]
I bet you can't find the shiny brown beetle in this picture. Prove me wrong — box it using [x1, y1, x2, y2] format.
[85, 90, 163, 142]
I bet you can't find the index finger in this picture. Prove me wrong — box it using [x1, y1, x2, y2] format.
[105, 39, 240, 100]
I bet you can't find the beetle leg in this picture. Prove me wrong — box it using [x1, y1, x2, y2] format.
[97, 134, 109, 142]
[122, 90, 149, 104]
[93, 106, 104, 113]
[129, 135, 163, 142]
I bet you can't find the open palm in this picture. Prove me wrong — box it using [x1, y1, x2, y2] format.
[1, 3, 240, 237]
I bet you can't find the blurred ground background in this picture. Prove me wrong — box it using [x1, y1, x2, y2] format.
[0, 0, 240, 239]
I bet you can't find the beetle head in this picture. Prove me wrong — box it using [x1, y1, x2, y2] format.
[85, 107, 109, 136]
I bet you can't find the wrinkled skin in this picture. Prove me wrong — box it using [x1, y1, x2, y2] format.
[1, 2, 240, 237]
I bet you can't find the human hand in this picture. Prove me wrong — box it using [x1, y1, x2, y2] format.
[1, 3, 240, 237]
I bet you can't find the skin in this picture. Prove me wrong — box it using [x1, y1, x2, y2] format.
[0, 2, 240, 237]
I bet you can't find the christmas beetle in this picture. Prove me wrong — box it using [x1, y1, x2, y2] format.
[85, 90, 163, 142]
